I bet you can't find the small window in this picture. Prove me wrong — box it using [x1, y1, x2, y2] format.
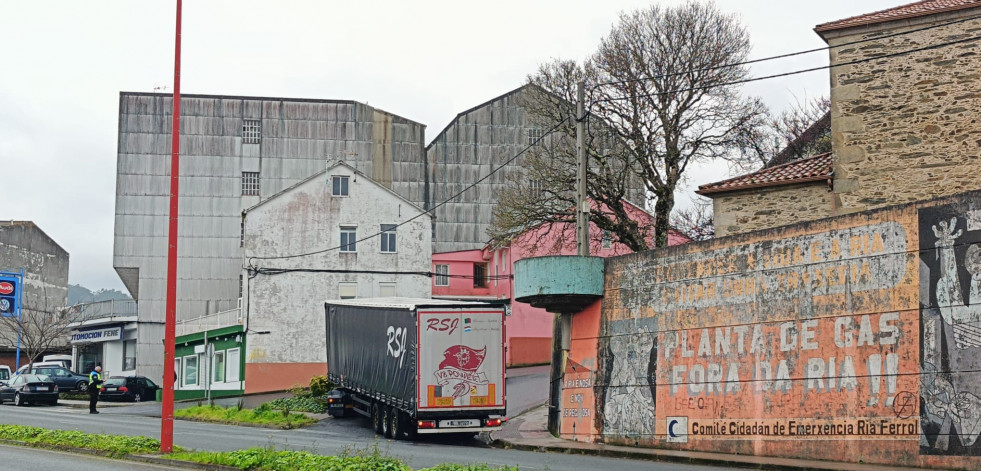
[379, 282, 396, 297]
[213, 351, 225, 383]
[380, 224, 396, 253]
[182, 355, 198, 387]
[602, 230, 613, 249]
[332, 175, 350, 196]
[242, 172, 260, 196]
[339, 283, 357, 300]
[226, 348, 241, 382]
[243, 119, 261, 144]
[435, 264, 449, 287]
[527, 127, 544, 146]
[529, 179, 544, 196]
[473, 263, 488, 288]
[123, 339, 136, 370]
[340, 226, 357, 252]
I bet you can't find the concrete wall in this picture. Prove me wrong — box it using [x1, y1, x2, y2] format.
[823, 9, 981, 215]
[561, 189, 981, 469]
[242, 165, 432, 393]
[712, 183, 835, 237]
[0, 221, 70, 358]
[114, 93, 426, 382]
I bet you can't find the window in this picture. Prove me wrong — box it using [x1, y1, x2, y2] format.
[242, 119, 261, 144]
[123, 339, 136, 370]
[331, 175, 349, 196]
[473, 263, 488, 288]
[602, 230, 613, 249]
[380, 224, 396, 253]
[339, 283, 357, 299]
[340, 226, 357, 252]
[213, 350, 226, 383]
[435, 264, 449, 287]
[527, 127, 544, 146]
[226, 348, 241, 382]
[182, 355, 198, 386]
[379, 282, 396, 297]
[529, 179, 544, 196]
[242, 172, 259, 196]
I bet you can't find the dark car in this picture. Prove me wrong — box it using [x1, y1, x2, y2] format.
[29, 366, 89, 392]
[0, 374, 59, 406]
[100, 376, 159, 402]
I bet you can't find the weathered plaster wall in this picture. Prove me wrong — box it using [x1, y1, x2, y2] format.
[825, 11, 981, 215]
[712, 183, 835, 237]
[563, 189, 981, 469]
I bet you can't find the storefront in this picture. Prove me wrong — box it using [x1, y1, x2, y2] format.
[70, 322, 138, 377]
[174, 325, 245, 400]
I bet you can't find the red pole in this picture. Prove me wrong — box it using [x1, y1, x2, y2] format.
[161, 0, 182, 453]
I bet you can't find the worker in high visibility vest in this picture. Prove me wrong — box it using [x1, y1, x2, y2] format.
[88, 366, 103, 414]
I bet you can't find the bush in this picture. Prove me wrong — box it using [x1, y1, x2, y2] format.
[175, 404, 316, 429]
[265, 396, 328, 414]
[309, 375, 333, 397]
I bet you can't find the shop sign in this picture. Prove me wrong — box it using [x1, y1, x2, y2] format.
[71, 326, 122, 344]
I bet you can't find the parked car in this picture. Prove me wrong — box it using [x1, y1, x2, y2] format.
[24, 366, 89, 392]
[100, 376, 159, 402]
[15, 361, 73, 375]
[0, 374, 58, 406]
[0, 365, 10, 386]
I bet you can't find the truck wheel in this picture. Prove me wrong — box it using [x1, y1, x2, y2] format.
[372, 403, 385, 434]
[389, 406, 401, 439]
[382, 406, 393, 438]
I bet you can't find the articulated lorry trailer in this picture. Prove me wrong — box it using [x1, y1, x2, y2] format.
[324, 297, 507, 439]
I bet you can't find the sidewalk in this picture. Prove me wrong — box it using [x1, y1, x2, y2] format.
[489, 404, 929, 471]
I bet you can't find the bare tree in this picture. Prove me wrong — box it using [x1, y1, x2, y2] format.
[732, 96, 830, 173]
[0, 284, 79, 368]
[492, 1, 768, 250]
[670, 196, 715, 242]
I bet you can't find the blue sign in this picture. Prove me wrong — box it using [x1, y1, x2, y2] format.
[0, 275, 18, 317]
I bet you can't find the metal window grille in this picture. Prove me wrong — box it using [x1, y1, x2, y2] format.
[473, 263, 488, 288]
[380, 224, 396, 253]
[527, 127, 544, 146]
[435, 264, 449, 286]
[242, 119, 261, 144]
[332, 176, 349, 196]
[241, 172, 260, 196]
[602, 230, 613, 249]
[340, 226, 357, 252]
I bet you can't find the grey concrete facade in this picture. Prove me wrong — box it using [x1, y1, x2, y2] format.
[0, 221, 70, 353]
[113, 93, 427, 381]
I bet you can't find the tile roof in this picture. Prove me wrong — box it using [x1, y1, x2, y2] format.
[696, 153, 832, 196]
[815, 0, 981, 32]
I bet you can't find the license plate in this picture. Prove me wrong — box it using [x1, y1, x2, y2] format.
[35, 386, 49, 392]
[439, 419, 478, 428]
[105, 387, 117, 391]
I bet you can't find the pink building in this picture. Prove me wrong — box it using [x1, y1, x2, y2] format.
[432, 201, 689, 366]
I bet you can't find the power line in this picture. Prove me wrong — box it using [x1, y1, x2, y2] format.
[592, 32, 981, 106]
[247, 117, 569, 263]
[591, 12, 981, 90]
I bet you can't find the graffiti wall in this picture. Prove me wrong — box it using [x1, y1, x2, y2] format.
[562, 192, 981, 468]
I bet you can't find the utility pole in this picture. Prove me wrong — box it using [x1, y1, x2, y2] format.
[576, 81, 589, 257]
[161, 0, 182, 453]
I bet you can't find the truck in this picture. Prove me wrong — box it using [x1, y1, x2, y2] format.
[324, 297, 507, 439]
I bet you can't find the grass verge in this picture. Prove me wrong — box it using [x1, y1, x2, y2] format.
[0, 424, 179, 457]
[175, 403, 316, 429]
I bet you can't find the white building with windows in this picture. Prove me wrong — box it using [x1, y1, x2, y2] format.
[240, 161, 432, 393]
[113, 93, 427, 383]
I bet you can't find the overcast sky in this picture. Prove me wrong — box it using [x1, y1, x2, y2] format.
[1, 0, 901, 292]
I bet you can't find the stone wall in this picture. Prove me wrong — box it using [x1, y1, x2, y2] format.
[824, 10, 981, 214]
[712, 183, 834, 237]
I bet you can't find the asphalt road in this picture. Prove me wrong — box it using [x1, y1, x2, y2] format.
[0, 367, 723, 471]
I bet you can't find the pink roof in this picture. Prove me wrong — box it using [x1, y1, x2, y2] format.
[815, 0, 981, 32]
[696, 153, 832, 196]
